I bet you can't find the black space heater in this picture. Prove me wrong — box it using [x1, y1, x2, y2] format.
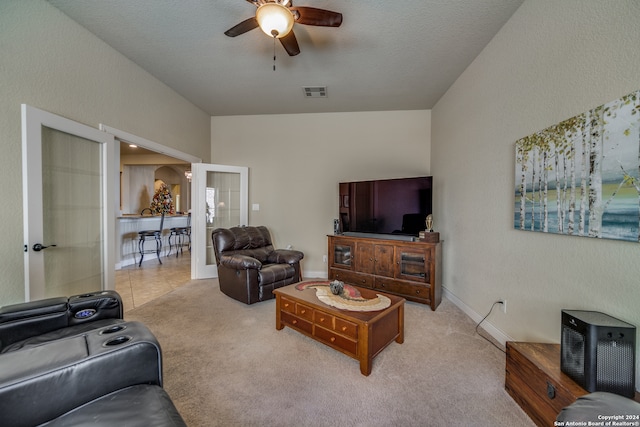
[561, 309, 636, 398]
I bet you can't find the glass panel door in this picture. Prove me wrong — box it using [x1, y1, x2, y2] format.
[22, 105, 116, 301]
[191, 163, 248, 279]
[41, 127, 104, 297]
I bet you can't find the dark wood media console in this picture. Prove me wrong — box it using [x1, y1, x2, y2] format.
[327, 234, 442, 310]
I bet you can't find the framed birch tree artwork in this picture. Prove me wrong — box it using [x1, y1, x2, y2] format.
[514, 89, 640, 242]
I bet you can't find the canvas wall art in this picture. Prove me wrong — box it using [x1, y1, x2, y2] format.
[514, 89, 640, 242]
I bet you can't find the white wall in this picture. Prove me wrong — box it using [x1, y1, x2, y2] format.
[432, 0, 640, 383]
[0, 1, 211, 304]
[211, 110, 431, 277]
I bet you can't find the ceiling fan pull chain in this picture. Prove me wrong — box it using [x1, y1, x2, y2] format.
[273, 35, 276, 71]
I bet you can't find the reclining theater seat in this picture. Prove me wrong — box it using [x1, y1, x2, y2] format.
[212, 226, 304, 304]
[0, 320, 185, 427]
[0, 292, 186, 426]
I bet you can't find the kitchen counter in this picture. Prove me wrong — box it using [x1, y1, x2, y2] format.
[116, 215, 190, 268]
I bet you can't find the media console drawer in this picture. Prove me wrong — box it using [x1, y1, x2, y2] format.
[329, 269, 373, 288]
[374, 277, 431, 303]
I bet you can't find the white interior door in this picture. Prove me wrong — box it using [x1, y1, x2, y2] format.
[22, 105, 116, 301]
[191, 163, 248, 279]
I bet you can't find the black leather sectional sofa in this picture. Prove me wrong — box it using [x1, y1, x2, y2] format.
[0, 291, 186, 426]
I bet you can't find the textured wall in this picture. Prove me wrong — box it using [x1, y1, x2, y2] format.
[0, 1, 210, 304]
[211, 110, 431, 277]
[432, 0, 640, 384]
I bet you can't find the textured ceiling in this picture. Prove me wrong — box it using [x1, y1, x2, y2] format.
[48, 0, 524, 116]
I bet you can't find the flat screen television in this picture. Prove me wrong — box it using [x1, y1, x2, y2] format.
[338, 176, 432, 237]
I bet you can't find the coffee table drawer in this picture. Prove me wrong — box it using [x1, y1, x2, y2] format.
[281, 311, 312, 335]
[280, 297, 296, 314]
[295, 302, 313, 321]
[314, 325, 357, 355]
[314, 311, 334, 329]
[281, 297, 313, 321]
[313, 312, 358, 339]
[335, 318, 357, 339]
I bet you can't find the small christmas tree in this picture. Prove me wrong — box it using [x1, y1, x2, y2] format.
[150, 183, 174, 215]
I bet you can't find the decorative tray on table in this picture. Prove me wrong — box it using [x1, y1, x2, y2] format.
[295, 281, 391, 312]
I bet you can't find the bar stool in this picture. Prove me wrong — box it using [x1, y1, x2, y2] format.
[137, 213, 165, 267]
[168, 213, 190, 257]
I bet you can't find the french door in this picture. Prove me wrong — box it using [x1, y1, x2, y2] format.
[22, 105, 116, 301]
[191, 163, 248, 279]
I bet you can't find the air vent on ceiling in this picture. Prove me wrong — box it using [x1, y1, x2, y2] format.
[303, 86, 327, 98]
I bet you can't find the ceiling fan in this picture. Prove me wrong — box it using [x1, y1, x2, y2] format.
[224, 0, 343, 56]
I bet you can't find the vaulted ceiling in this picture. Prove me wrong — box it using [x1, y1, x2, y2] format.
[48, 0, 524, 116]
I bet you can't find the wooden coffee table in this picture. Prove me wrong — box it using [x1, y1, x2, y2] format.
[274, 282, 405, 376]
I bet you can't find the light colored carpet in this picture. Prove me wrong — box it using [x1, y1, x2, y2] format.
[126, 280, 535, 427]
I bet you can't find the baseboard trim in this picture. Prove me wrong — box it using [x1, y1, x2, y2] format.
[442, 286, 513, 347]
[303, 270, 328, 280]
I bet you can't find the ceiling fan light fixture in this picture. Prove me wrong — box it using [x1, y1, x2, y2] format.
[256, 3, 294, 39]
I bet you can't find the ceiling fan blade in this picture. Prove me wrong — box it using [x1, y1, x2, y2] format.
[224, 17, 259, 37]
[279, 31, 300, 56]
[290, 7, 342, 27]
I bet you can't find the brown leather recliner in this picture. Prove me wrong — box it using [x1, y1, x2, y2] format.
[211, 226, 304, 304]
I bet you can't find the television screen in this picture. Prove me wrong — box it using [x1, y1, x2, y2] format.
[339, 176, 432, 236]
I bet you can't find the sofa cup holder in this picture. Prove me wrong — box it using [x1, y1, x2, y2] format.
[104, 335, 132, 346]
[100, 325, 126, 335]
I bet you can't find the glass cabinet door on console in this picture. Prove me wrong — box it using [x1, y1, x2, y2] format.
[395, 246, 430, 283]
[330, 238, 355, 271]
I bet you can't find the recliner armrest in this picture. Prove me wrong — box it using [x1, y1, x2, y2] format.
[268, 249, 304, 265]
[0, 291, 123, 352]
[0, 297, 68, 324]
[0, 297, 69, 351]
[220, 254, 262, 270]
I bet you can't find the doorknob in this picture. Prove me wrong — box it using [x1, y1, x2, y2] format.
[33, 243, 57, 251]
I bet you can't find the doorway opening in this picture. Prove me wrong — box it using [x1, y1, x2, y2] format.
[101, 125, 202, 311]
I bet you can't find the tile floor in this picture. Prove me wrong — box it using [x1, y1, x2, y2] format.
[115, 251, 192, 313]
